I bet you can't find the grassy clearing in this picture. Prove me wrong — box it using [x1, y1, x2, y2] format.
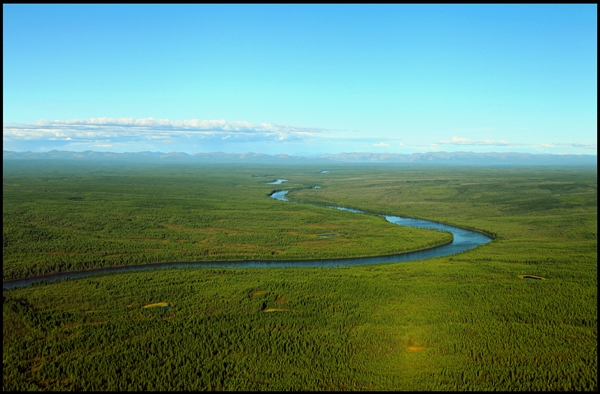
[518, 275, 546, 280]
[142, 302, 170, 309]
[263, 308, 291, 313]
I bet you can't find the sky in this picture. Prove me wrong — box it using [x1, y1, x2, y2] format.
[3, 4, 597, 156]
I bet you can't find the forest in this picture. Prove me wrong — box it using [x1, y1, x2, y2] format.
[3, 161, 451, 281]
[3, 161, 597, 391]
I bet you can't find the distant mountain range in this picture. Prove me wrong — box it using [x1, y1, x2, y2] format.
[3, 150, 597, 166]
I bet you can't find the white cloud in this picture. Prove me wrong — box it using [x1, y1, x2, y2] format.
[449, 136, 471, 143]
[3, 118, 596, 155]
[3, 117, 325, 144]
[439, 136, 596, 151]
[570, 142, 597, 149]
[440, 136, 514, 146]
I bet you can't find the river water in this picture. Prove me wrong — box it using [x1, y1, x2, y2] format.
[270, 190, 491, 260]
[3, 189, 491, 289]
[265, 179, 288, 184]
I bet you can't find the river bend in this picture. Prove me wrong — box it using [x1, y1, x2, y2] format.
[3, 190, 492, 289]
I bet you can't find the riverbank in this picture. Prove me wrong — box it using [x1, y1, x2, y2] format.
[4, 189, 489, 289]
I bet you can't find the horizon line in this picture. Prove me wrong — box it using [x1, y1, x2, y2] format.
[3, 149, 597, 157]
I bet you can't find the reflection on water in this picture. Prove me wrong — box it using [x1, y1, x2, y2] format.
[266, 179, 288, 184]
[269, 190, 289, 201]
[3, 188, 492, 290]
[330, 206, 364, 214]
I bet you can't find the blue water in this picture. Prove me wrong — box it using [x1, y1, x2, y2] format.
[272, 190, 491, 261]
[266, 179, 288, 184]
[3, 189, 492, 290]
[269, 190, 290, 201]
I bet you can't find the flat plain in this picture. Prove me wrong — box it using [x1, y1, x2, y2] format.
[3, 161, 597, 390]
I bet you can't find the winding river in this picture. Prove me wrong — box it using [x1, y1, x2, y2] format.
[3, 189, 492, 290]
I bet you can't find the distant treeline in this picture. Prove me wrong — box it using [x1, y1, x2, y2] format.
[4, 149, 598, 165]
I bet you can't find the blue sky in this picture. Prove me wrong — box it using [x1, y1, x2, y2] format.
[3, 4, 597, 155]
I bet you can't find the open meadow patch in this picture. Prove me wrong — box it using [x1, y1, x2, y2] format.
[263, 308, 292, 313]
[518, 274, 546, 280]
[142, 302, 171, 309]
